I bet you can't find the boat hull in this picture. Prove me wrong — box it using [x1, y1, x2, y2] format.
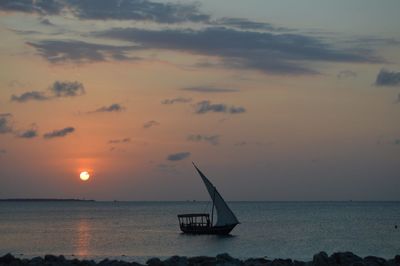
[180, 224, 237, 235]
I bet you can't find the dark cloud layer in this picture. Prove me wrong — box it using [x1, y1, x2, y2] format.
[375, 69, 400, 86]
[43, 127, 75, 139]
[161, 97, 192, 105]
[187, 134, 219, 146]
[0, 0, 64, 15]
[11, 81, 85, 103]
[167, 152, 191, 161]
[92, 103, 125, 113]
[182, 86, 239, 93]
[194, 100, 246, 114]
[143, 120, 160, 129]
[97, 27, 381, 75]
[27, 40, 138, 64]
[68, 0, 209, 23]
[0, 0, 209, 23]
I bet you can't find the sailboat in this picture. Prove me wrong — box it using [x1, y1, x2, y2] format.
[177, 163, 239, 235]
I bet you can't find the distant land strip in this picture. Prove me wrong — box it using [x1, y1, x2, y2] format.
[0, 198, 95, 202]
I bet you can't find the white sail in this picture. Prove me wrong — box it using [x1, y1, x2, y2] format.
[193, 163, 239, 226]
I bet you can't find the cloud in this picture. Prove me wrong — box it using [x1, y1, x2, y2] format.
[395, 139, 400, 145]
[108, 138, 130, 144]
[50, 81, 85, 97]
[143, 120, 160, 129]
[11, 81, 85, 103]
[0, 0, 64, 15]
[27, 40, 139, 64]
[212, 17, 291, 32]
[0, 0, 210, 23]
[167, 152, 191, 161]
[337, 70, 357, 79]
[68, 0, 209, 23]
[10, 91, 49, 102]
[18, 129, 38, 139]
[194, 100, 246, 114]
[0, 114, 13, 134]
[161, 97, 192, 105]
[43, 127, 75, 139]
[97, 27, 382, 75]
[187, 134, 219, 146]
[181, 86, 239, 93]
[375, 69, 400, 86]
[40, 18, 54, 26]
[0, 149, 6, 155]
[91, 103, 125, 113]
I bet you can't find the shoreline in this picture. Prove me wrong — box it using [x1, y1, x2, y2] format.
[1, 252, 399, 266]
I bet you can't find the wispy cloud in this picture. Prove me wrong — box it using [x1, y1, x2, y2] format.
[181, 86, 239, 93]
[337, 70, 357, 79]
[17, 129, 38, 139]
[50, 81, 85, 97]
[108, 138, 131, 144]
[43, 127, 75, 139]
[194, 100, 246, 114]
[10, 91, 48, 102]
[187, 134, 220, 146]
[167, 152, 191, 161]
[212, 17, 291, 32]
[161, 97, 192, 105]
[0, 149, 6, 155]
[375, 68, 400, 86]
[0, 113, 13, 134]
[27, 40, 139, 64]
[91, 103, 125, 113]
[143, 120, 160, 129]
[11, 81, 85, 103]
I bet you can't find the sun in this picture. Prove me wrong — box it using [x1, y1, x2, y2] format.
[79, 171, 90, 181]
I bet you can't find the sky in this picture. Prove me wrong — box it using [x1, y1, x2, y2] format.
[0, 0, 400, 201]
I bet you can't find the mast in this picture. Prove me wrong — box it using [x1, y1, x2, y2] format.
[211, 188, 215, 226]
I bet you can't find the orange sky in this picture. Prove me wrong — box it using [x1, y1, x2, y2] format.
[1, 0, 400, 200]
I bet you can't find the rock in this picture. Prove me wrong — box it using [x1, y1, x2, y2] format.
[188, 256, 216, 266]
[243, 258, 271, 266]
[164, 256, 188, 266]
[147, 258, 163, 266]
[216, 253, 242, 266]
[0, 254, 16, 264]
[364, 256, 386, 266]
[44, 255, 58, 262]
[293, 260, 305, 266]
[330, 252, 362, 266]
[313, 252, 330, 266]
[271, 259, 293, 266]
[28, 257, 43, 266]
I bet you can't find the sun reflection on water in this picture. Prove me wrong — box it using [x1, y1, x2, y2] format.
[76, 219, 91, 257]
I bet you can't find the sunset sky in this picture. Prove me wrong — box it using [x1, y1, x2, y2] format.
[1, 0, 400, 201]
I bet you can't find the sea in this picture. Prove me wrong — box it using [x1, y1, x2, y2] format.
[0, 201, 399, 262]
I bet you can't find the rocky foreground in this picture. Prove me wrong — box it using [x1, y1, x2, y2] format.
[1, 252, 399, 266]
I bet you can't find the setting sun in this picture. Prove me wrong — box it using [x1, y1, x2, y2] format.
[79, 171, 90, 181]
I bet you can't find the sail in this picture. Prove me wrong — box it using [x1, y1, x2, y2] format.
[193, 163, 239, 226]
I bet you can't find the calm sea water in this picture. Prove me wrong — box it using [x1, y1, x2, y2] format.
[0, 201, 399, 262]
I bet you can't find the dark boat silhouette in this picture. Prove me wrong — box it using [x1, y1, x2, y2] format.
[177, 163, 239, 235]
